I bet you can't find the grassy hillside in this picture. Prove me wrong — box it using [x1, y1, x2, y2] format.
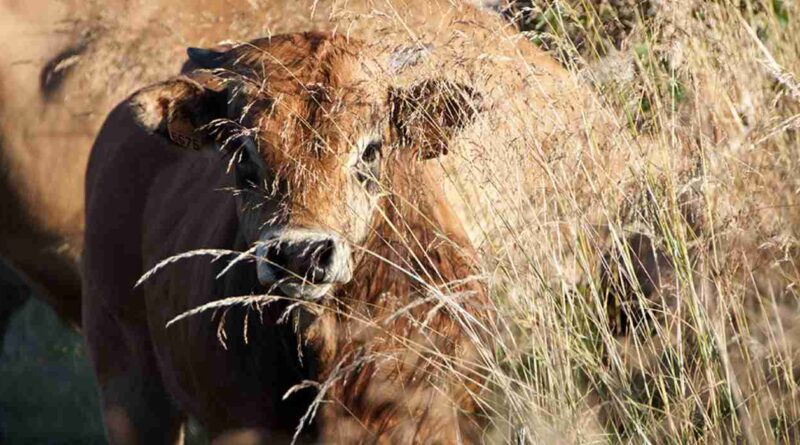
[474, 0, 800, 442]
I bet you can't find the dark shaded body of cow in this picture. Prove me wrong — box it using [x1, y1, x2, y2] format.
[84, 103, 317, 443]
[84, 32, 490, 444]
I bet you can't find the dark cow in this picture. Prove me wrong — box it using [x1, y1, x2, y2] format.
[84, 32, 491, 444]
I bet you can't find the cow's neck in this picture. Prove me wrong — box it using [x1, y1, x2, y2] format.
[307, 157, 489, 443]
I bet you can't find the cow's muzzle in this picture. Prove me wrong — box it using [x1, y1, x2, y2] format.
[255, 229, 353, 300]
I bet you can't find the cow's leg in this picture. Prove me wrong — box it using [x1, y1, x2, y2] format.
[210, 429, 308, 445]
[210, 429, 271, 445]
[84, 304, 184, 445]
[100, 370, 185, 445]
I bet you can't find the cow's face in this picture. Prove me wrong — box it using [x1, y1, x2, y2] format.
[131, 32, 479, 299]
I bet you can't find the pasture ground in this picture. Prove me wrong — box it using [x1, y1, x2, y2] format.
[0, 298, 103, 444]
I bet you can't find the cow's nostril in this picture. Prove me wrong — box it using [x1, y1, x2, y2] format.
[260, 237, 340, 283]
[312, 239, 336, 269]
[302, 239, 336, 283]
[264, 244, 288, 272]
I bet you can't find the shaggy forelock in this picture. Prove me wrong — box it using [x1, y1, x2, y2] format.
[222, 32, 383, 225]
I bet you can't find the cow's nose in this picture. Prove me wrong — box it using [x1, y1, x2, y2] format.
[256, 234, 352, 286]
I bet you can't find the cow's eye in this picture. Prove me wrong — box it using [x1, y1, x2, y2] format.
[362, 140, 382, 163]
[355, 140, 382, 188]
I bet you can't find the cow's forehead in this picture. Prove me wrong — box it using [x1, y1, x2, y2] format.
[231, 33, 381, 93]
[227, 34, 385, 174]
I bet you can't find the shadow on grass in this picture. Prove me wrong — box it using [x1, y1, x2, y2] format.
[0, 297, 104, 444]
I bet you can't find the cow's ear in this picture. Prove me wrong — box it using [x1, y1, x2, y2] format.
[130, 71, 228, 150]
[389, 79, 481, 160]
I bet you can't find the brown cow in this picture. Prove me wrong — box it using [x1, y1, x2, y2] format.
[84, 32, 490, 444]
[0, 0, 92, 325]
[0, 0, 560, 327]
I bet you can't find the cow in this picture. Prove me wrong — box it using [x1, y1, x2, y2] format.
[83, 31, 491, 444]
[1, 0, 613, 326]
[0, 0, 93, 326]
[0, 0, 554, 328]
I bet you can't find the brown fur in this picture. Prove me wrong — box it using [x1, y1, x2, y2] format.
[85, 32, 491, 444]
[311, 155, 492, 443]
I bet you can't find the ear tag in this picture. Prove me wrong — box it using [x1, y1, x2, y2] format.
[167, 118, 203, 150]
[190, 70, 227, 93]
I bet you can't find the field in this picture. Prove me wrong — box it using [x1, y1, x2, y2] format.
[2, 0, 800, 443]
[468, 0, 800, 442]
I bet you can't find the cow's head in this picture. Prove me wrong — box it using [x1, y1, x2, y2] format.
[131, 32, 479, 299]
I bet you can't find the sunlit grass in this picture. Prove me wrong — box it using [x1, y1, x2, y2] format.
[469, 1, 800, 442]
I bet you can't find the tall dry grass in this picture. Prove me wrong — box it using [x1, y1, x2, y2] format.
[455, 1, 800, 443]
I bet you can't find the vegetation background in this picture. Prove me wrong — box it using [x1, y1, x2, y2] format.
[2, 0, 800, 443]
[0, 262, 103, 444]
